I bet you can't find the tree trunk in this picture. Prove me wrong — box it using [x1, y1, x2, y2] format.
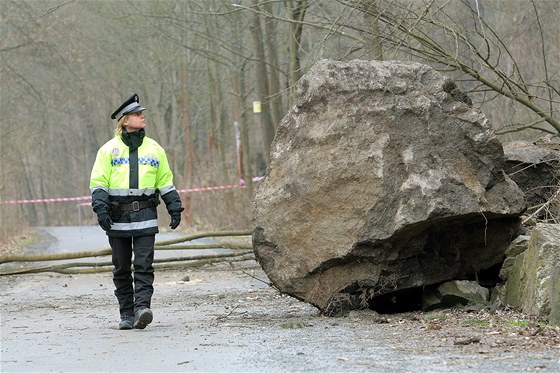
[251, 0, 276, 166]
[360, 0, 383, 60]
[263, 0, 285, 128]
[179, 52, 193, 226]
[286, 0, 308, 105]
[207, 62, 218, 178]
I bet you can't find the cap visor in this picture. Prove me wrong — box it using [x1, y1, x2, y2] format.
[127, 106, 146, 114]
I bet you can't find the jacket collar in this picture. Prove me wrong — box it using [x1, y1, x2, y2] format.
[121, 128, 145, 151]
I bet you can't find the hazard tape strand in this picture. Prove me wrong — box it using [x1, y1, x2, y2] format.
[0, 182, 251, 205]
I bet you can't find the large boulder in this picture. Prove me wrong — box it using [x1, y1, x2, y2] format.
[252, 59, 526, 315]
[503, 223, 560, 324]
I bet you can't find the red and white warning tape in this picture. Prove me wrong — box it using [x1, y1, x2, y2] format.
[177, 184, 240, 194]
[0, 178, 262, 205]
[0, 196, 92, 205]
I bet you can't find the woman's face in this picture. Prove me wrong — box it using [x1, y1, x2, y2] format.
[124, 111, 146, 132]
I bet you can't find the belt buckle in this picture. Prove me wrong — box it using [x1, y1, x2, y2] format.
[132, 201, 140, 212]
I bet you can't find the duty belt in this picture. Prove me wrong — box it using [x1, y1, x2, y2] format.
[117, 200, 156, 212]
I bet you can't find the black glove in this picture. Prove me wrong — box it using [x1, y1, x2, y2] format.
[97, 212, 113, 231]
[169, 214, 181, 230]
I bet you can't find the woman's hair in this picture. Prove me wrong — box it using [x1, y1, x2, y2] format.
[115, 116, 127, 137]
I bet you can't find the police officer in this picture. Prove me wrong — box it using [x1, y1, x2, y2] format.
[90, 93, 184, 330]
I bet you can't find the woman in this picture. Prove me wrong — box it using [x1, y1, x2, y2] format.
[90, 93, 183, 330]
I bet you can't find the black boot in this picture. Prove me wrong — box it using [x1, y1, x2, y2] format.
[133, 308, 153, 329]
[119, 314, 134, 330]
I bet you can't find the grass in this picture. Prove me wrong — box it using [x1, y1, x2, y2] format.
[420, 307, 558, 329]
[16, 233, 38, 249]
[422, 310, 449, 322]
[458, 316, 555, 329]
[460, 319, 491, 327]
[506, 320, 530, 327]
[280, 319, 312, 329]
[0, 228, 37, 256]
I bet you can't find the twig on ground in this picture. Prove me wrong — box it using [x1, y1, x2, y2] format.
[242, 269, 277, 290]
[216, 305, 241, 320]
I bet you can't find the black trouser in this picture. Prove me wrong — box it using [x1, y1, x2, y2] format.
[109, 235, 155, 317]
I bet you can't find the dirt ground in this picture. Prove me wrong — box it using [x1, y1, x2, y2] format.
[1, 257, 559, 373]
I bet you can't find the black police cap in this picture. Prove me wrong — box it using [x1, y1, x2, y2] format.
[110, 93, 146, 121]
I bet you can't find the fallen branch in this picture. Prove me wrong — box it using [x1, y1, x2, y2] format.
[0, 248, 112, 264]
[154, 254, 255, 271]
[155, 230, 251, 246]
[154, 243, 252, 251]
[0, 251, 255, 276]
[0, 231, 253, 264]
[153, 251, 253, 265]
[523, 186, 560, 224]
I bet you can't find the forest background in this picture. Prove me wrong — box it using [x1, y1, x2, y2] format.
[1, 0, 559, 243]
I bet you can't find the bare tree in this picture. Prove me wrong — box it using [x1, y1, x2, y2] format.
[286, 0, 309, 104]
[250, 0, 276, 164]
[357, 0, 383, 60]
[337, 0, 559, 136]
[263, 0, 286, 128]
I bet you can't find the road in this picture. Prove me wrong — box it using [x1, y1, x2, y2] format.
[1, 226, 559, 372]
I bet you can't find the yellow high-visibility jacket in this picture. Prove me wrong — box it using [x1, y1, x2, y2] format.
[90, 130, 183, 237]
